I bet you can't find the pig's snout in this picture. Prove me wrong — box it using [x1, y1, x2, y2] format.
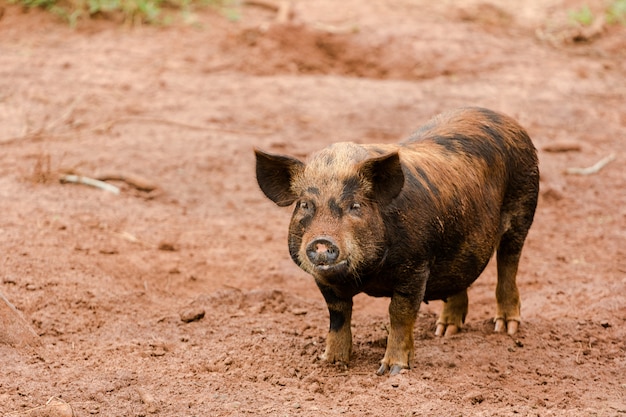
[306, 237, 340, 266]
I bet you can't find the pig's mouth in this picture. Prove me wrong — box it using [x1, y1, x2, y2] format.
[304, 260, 349, 278]
[312, 259, 349, 275]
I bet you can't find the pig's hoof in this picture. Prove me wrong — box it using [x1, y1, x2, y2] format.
[435, 323, 460, 337]
[320, 354, 349, 369]
[376, 363, 405, 376]
[494, 318, 519, 335]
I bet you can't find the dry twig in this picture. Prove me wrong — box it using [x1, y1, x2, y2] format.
[59, 174, 121, 195]
[244, 0, 293, 22]
[565, 153, 616, 175]
[95, 173, 158, 192]
[5, 396, 75, 416]
[135, 387, 159, 414]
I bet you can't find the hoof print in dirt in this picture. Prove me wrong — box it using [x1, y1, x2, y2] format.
[255, 107, 539, 373]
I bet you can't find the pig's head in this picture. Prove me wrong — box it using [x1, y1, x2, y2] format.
[255, 143, 404, 286]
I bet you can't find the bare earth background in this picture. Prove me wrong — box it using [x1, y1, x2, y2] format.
[1, 0, 625, 415]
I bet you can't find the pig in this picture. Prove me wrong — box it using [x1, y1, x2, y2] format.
[254, 107, 539, 375]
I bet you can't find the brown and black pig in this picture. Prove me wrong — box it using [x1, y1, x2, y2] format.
[255, 107, 539, 375]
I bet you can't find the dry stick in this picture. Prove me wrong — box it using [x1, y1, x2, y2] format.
[565, 153, 616, 176]
[244, 0, 280, 11]
[276, 0, 292, 23]
[244, 0, 293, 21]
[59, 174, 121, 195]
[95, 173, 158, 192]
[135, 387, 158, 413]
[112, 231, 152, 247]
[5, 396, 75, 417]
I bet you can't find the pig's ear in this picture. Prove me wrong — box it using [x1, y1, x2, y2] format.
[255, 148, 305, 207]
[360, 152, 404, 206]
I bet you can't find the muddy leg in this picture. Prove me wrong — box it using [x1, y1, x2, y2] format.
[494, 235, 523, 335]
[317, 283, 353, 365]
[435, 289, 468, 337]
[377, 292, 418, 376]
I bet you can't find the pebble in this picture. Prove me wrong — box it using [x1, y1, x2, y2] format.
[2, 276, 17, 285]
[308, 381, 323, 394]
[28, 398, 74, 417]
[464, 391, 485, 405]
[158, 241, 177, 251]
[542, 140, 582, 153]
[180, 308, 205, 323]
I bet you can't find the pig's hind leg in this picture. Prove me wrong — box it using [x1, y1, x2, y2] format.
[494, 231, 525, 335]
[435, 289, 468, 337]
[494, 172, 538, 335]
[494, 205, 536, 335]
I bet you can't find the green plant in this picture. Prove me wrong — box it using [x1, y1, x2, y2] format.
[9, 0, 232, 26]
[567, 1, 626, 27]
[568, 5, 594, 26]
[606, 0, 626, 25]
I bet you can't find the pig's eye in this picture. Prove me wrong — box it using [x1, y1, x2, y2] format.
[349, 202, 361, 212]
[299, 201, 311, 210]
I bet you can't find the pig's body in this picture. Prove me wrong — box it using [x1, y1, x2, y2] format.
[255, 107, 539, 375]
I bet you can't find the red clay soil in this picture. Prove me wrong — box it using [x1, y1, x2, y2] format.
[1, 0, 625, 415]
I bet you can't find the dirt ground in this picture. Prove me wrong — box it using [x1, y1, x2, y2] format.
[1, 0, 625, 415]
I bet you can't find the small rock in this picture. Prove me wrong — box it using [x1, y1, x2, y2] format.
[2, 277, 17, 285]
[308, 381, 323, 394]
[465, 391, 485, 405]
[180, 308, 205, 323]
[158, 242, 177, 251]
[135, 387, 159, 414]
[29, 398, 74, 417]
[541, 186, 564, 202]
[542, 140, 582, 153]
[98, 248, 119, 255]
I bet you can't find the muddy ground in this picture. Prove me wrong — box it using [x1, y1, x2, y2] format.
[1, 0, 625, 415]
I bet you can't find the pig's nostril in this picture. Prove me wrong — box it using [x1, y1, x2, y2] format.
[306, 238, 340, 265]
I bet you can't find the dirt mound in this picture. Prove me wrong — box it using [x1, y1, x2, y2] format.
[220, 23, 499, 80]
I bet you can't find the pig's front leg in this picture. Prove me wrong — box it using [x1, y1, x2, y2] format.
[377, 266, 428, 376]
[317, 283, 353, 366]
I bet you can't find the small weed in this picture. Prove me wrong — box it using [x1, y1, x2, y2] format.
[9, 0, 233, 26]
[568, 5, 594, 26]
[31, 153, 54, 184]
[606, 0, 626, 24]
[568, 0, 626, 27]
